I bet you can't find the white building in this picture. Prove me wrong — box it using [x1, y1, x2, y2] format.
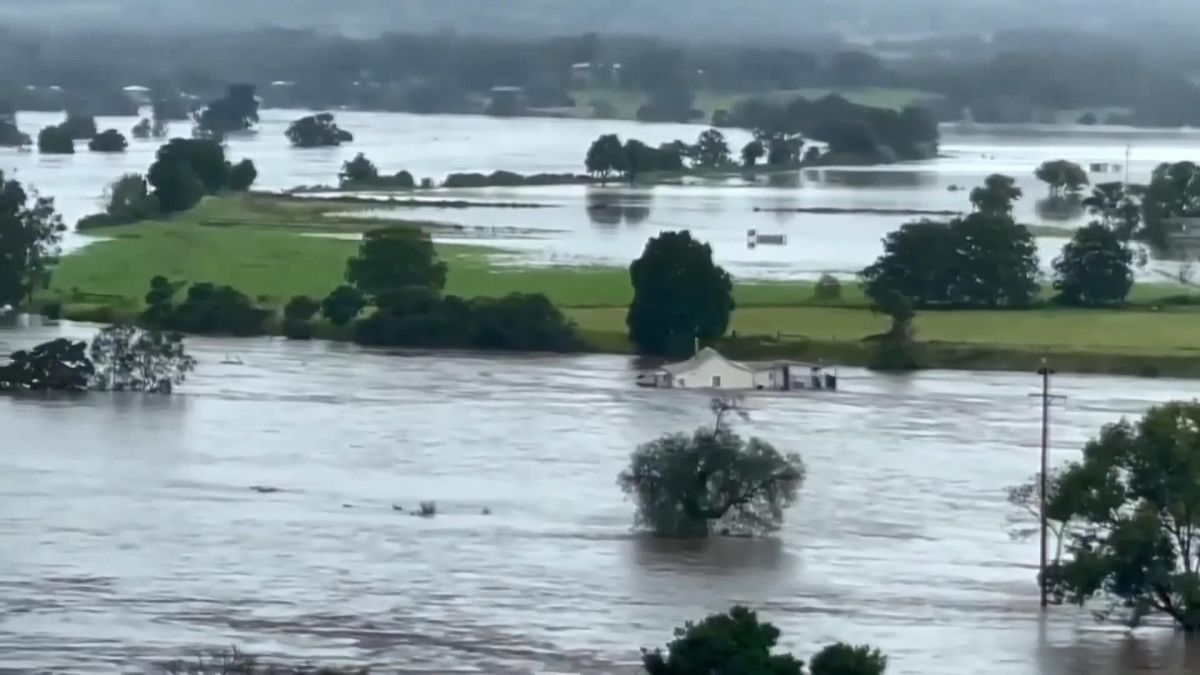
[638, 348, 836, 391]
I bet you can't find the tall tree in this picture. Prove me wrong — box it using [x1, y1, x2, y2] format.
[89, 325, 196, 393]
[0, 173, 65, 306]
[285, 112, 354, 147]
[741, 139, 765, 168]
[626, 231, 734, 356]
[641, 606, 805, 675]
[969, 173, 1022, 216]
[345, 227, 447, 299]
[585, 133, 627, 181]
[1045, 402, 1200, 631]
[1035, 159, 1089, 196]
[693, 128, 731, 168]
[1053, 222, 1134, 306]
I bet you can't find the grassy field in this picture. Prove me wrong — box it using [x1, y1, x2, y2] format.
[45, 194, 1200, 375]
[571, 86, 941, 120]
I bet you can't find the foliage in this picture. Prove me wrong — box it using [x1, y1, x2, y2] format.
[618, 398, 804, 538]
[37, 125, 75, 154]
[227, 159, 258, 192]
[641, 606, 804, 675]
[142, 278, 268, 336]
[585, 133, 628, 181]
[693, 128, 731, 168]
[283, 295, 321, 322]
[339, 153, 379, 184]
[726, 95, 938, 161]
[0, 119, 31, 147]
[813, 273, 842, 302]
[160, 647, 369, 675]
[88, 129, 128, 152]
[860, 178, 1039, 309]
[741, 139, 765, 168]
[345, 226, 447, 299]
[354, 290, 582, 352]
[1053, 223, 1134, 306]
[1005, 468, 1075, 569]
[131, 118, 152, 139]
[77, 174, 160, 230]
[286, 112, 354, 147]
[1140, 162, 1200, 246]
[1035, 160, 1089, 196]
[88, 325, 195, 393]
[194, 84, 259, 136]
[61, 112, 97, 140]
[808, 644, 888, 675]
[0, 338, 93, 391]
[868, 290, 919, 371]
[627, 231, 734, 357]
[321, 285, 366, 326]
[0, 172, 66, 306]
[1045, 402, 1200, 631]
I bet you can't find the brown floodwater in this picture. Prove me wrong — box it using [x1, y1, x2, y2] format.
[2, 318, 1200, 674]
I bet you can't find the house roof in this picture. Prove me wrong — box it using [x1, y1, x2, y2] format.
[661, 347, 754, 375]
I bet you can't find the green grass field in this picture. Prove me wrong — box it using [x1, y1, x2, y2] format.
[46, 194, 1200, 372]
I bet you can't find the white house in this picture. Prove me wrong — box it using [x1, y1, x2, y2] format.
[638, 348, 837, 391]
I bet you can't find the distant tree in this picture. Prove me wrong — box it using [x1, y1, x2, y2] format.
[467, 293, 582, 352]
[285, 112, 354, 147]
[37, 125, 74, 154]
[868, 289, 919, 371]
[148, 138, 240, 212]
[693, 128, 731, 169]
[640, 606, 805, 675]
[626, 231, 734, 357]
[1052, 222, 1133, 306]
[88, 325, 195, 393]
[765, 133, 803, 167]
[148, 160, 205, 213]
[339, 153, 379, 184]
[283, 295, 322, 340]
[131, 118, 152, 139]
[60, 112, 97, 140]
[1035, 160, 1089, 196]
[0, 119, 31, 147]
[87, 129, 127, 152]
[147, 282, 268, 336]
[813, 273, 842, 302]
[828, 50, 887, 86]
[1139, 161, 1200, 246]
[1044, 402, 1200, 631]
[194, 84, 259, 136]
[585, 133, 628, 181]
[0, 172, 65, 306]
[1077, 111, 1098, 125]
[0, 338, 93, 391]
[1083, 181, 1143, 242]
[77, 173, 160, 230]
[320, 285, 366, 326]
[809, 644, 889, 675]
[345, 227, 447, 299]
[741, 139, 765, 168]
[655, 142, 686, 171]
[969, 173, 1022, 216]
[619, 398, 805, 538]
[142, 275, 184, 326]
[226, 159, 257, 191]
[623, 139, 672, 179]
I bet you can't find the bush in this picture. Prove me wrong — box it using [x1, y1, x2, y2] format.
[339, 153, 378, 184]
[226, 158, 258, 191]
[321, 285, 366, 326]
[61, 113, 97, 139]
[144, 280, 269, 336]
[813, 273, 842, 301]
[41, 301, 62, 319]
[283, 295, 321, 322]
[37, 125, 74, 154]
[87, 129, 127, 152]
[285, 112, 353, 147]
[810, 643, 889, 675]
[77, 173, 160, 229]
[282, 319, 315, 340]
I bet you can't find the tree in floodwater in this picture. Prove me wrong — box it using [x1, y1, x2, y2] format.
[1043, 401, 1200, 630]
[618, 397, 804, 538]
[1035, 159, 1089, 197]
[0, 338, 93, 391]
[1005, 467, 1076, 599]
[640, 605, 888, 675]
[0, 172, 66, 306]
[286, 112, 354, 147]
[88, 324, 196, 393]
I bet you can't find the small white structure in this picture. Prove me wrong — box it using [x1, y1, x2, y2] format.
[637, 348, 837, 391]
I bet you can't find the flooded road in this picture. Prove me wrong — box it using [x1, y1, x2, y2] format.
[3, 319, 1200, 673]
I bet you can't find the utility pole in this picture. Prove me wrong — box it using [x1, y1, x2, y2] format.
[1030, 360, 1066, 609]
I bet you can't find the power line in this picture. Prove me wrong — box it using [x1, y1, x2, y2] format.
[1029, 361, 1066, 609]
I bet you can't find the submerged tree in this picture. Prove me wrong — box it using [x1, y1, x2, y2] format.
[0, 172, 66, 306]
[339, 152, 379, 184]
[585, 133, 627, 181]
[89, 325, 196, 393]
[1035, 159, 1089, 197]
[37, 125, 74, 154]
[1044, 402, 1200, 630]
[618, 397, 804, 538]
[87, 129, 128, 152]
[0, 338, 93, 391]
[693, 128, 731, 168]
[286, 112, 354, 147]
[194, 84, 259, 136]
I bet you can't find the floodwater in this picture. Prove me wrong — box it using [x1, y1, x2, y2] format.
[2, 111, 1199, 279]
[4, 318, 1200, 674]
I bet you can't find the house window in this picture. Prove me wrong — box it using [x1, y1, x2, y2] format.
[712, 375, 721, 388]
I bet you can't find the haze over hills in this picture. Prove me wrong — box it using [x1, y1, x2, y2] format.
[0, 0, 1192, 42]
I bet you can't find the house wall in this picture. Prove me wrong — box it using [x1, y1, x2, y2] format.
[672, 358, 755, 390]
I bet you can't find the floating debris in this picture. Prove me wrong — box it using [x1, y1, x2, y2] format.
[418, 501, 437, 518]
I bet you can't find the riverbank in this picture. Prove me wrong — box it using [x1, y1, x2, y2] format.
[41, 194, 1200, 378]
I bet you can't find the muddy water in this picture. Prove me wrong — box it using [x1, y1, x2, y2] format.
[2, 319, 1200, 673]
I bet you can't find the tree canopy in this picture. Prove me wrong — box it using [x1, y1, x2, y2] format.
[321, 285, 367, 326]
[1045, 402, 1200, 631]
[1035, 159, 1089, 196]
[0, 173, 66, 306]
[147, 138, 255, 213]
[88, 129, 128, 153]
[345, 226, 447, 299]
[89, 325, 196, 393]
[194, 84, 259, 136]
[141, 278, 269, 336]
[619, 398, 804, 538]
[0, 338, 93, 391]
[627, 231, 734, 357]
[339, 153, 379, 184]
[1052, 222, 1133, 306]
[860, 177, 1039, 309]
[693, 128, 731, 168]
[37, 125, 75, 154]
[286, 112, 354, 147]
[585, 133, 628, 181]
